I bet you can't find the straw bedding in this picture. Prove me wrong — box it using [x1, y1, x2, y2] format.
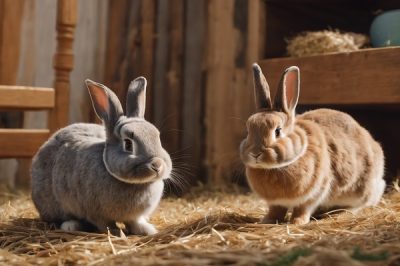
[286, 30, 369, 58]
[0, 183, 399, 265]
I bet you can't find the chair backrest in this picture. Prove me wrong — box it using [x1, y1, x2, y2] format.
[0, 0, 77, 158]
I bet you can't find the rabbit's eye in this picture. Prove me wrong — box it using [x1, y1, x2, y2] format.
[124, 139, 133, 152]
[275, 127, 281, 138]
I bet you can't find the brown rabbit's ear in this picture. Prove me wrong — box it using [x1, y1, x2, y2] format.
[85, 79, 124, 135]
[274, 66, 300, 116]
[252, 63, 272, 110]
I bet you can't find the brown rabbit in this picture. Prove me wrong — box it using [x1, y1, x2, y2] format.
[240, 64, 385, 225]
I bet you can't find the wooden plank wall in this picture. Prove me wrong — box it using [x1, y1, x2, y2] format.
[104, 0, 265, 186]
[0, 0, 108, 187]
[0, 0, 25, 187]
[1, 0, 265, 188]
[104, 0, 206, 187]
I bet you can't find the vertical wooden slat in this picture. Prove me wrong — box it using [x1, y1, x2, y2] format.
[103, 0, 155, 121]
[0, 0, 24, 85]
[139, 0, 156, 121]
[0, 0, 25, 188]
[153, 0, 184, 154]
[245, 0, 266, 124]
[48, 0, 77, 132]
[182, 0, 206, 179]
[0, 0, 25, 129]
[153, 0, 169, 128]
[165, 0, 184, 153]
[204, 0, 263, 185]
[247, 0, 265, 67]
[103, 0, 131, 107]
[204, 0, 236, 185]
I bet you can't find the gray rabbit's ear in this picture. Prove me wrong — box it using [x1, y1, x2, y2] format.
[252, 63, 272, 110]
[274, 66, 300, 116]
[126, 77, 147, 118]
[85, 79, 124, 132]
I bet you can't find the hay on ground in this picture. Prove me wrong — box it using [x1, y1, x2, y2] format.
[0, 185, 399, 265]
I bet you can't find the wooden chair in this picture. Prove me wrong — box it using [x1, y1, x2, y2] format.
[0, 1, 76, 166]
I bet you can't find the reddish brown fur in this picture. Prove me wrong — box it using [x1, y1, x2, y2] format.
[240, 65, 385, 225]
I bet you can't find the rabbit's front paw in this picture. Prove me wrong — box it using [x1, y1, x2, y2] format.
[261, 205, 288, 224]
[127, 217, 158, 236]
[60, 220, 82, 231]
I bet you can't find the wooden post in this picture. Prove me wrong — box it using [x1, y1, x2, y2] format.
[49, 0, 77, 132]
[0, 0, 25, 128]
[204, 0, 265, 186]
[204, 0, 236, 185]
[0, 0, 25, 188]
[164, 0, 184, 154]
[182, 0, 206, 181]
[139, 0, 156, 122]
[103, 0, 156, 121]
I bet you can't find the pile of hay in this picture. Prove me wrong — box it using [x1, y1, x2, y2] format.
[286, 30, 369, 57]
[0, 184, 399, 265]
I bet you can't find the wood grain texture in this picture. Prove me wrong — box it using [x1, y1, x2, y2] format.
[163, 0, 184, 154]
[259, 47, 400, 105]
[0, 0, 32, 188]
[153, 0, 169, 127]
[0, 129, 50, 158]
[69, 0, 108, 123]
[103, 0, 130, 106]
[0, 86, 54, 110]
[182, 0, 206, 179]
[204, 0, 236, 185]
[48, 0, 77, 132]
[0, 0, 24, 85]
[0, 0, 25, 128]
[203, 0, 269, 185]
[139, 0, 156, 121]
[103, 0, 155, 121]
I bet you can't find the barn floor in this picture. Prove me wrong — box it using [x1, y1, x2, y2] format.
[0, 183, 399, 266]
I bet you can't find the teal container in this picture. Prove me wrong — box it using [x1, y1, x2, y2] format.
[370, 9, 400, 47]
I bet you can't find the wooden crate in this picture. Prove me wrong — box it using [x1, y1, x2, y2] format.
[258, 47, 400, 182]
[258, 47, 400, 105]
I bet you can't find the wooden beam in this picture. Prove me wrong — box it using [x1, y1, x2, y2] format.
[103, 0, 156, 121]
[139, 0, 156, 122]
[181, 0, 206, 179]
[163, 0, 184, 153]
[0, 0, 24, 85]
[0, 129, 50, 158]
[204, 0, 236, 185]
[48, 0, 77, 132]
[153, 0, 169, 127]
[259, 47, 400, 105]
[0, 86, 54, 110]
[102, 0, 130, 108]
[0, 0, 25, 128]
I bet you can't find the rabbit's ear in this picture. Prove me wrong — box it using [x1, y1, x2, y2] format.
[85, 79, 123, 132]
[126, 77, 147, 118]
[252, 63, 272, 110]
[274, 66, 300, 116]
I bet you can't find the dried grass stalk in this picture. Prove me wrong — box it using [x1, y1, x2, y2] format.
[0, 186, 399, 265]
[286, 30, 369, 57]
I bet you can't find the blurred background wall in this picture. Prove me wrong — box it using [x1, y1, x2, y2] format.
[1, 0, 399, 190]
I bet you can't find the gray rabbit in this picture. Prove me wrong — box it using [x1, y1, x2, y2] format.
[31, 77, 172, 235]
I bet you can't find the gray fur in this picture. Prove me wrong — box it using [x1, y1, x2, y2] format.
[31, 77, 172, 235]
[126, 77, 146, 118]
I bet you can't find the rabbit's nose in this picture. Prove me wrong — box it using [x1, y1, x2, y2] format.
[150, 158, 163, 173]
[250, 152, 262, 159]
